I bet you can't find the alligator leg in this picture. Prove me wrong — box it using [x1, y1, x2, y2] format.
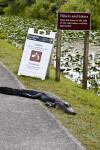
[56, 104, 61, 110]
[45, 102, 56, 108]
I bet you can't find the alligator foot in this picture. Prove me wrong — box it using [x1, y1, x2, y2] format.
[45, 102, 56, 108]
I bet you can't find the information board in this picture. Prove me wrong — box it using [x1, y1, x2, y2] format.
[18, 28, 55, 80]
[57, 12, 91, 30]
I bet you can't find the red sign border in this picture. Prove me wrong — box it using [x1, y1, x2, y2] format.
[30, 51, 42, 62]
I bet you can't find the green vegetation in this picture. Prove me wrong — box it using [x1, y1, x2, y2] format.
[0, 16, 100, 50]
[0, 39, 100, 150]
[0, 0, 100, 29]
[0, 16, 55, 49]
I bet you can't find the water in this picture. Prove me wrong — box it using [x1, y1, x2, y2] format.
[53, 40, 100, 94]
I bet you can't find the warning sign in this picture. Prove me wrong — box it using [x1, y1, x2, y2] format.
[30, 51, 42, 62]
[18, 28, 55, 80]
[57, 12, 91, 30]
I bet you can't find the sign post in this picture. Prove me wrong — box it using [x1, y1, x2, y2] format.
[83, 31, 89, 89]
[57, 12, 91, 89]
[56, 29, 62, 81]
[46, 44, 54, 78]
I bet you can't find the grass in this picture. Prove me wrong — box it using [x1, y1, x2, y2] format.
[0, 39, 100, 150]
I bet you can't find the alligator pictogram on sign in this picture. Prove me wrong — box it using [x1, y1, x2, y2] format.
[30, 51, 42, 62]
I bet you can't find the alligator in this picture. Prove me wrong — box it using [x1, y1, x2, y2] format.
[0, 87, 76, 115]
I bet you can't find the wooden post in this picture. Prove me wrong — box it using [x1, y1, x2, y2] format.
[83, 31, 89, 89]
[46, 49, 53, 78]
[55, 29, 62, 81]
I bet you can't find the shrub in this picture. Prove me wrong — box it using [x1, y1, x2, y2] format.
[4, 5, 12, 16]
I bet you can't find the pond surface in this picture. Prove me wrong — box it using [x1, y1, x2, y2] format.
[53, 32, 100, 96]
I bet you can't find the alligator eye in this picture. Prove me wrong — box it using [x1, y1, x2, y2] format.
[64, 103, 71, 107]
[64, 103, 69, 107]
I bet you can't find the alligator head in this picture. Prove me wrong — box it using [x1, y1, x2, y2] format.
[57, 102, 77, 115]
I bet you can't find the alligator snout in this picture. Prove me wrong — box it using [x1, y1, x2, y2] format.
[64, 106, 77, 115]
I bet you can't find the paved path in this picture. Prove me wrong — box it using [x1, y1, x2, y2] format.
[0, 62, 85, 150]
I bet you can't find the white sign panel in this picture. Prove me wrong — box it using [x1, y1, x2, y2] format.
[18, 28, 55, 80]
